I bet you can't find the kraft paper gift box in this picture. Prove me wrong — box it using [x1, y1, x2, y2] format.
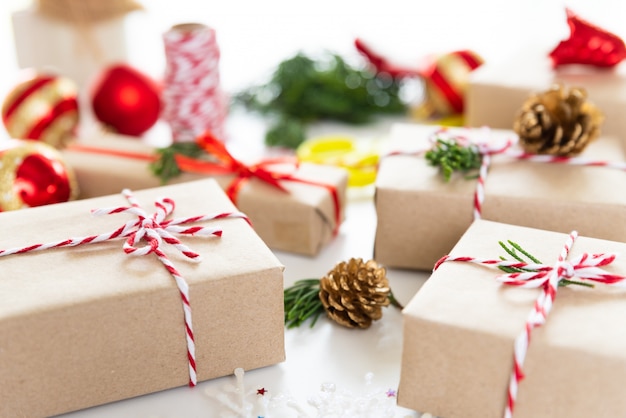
[62, 134, 348, 256]
[0, 179, 285, 418]
[465, 47, 626, 139]
[374, 123, 626, 271]
[397, 219, 626, 418]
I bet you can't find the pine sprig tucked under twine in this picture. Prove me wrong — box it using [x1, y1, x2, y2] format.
[150, 142, 204, 184]
[284, 258, 403, 329]
[425, 137, 482, 182]
[498, 240, 593, 288]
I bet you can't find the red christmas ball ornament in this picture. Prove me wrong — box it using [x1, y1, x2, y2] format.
[0, 139, 78, 211]
[90, 64, 161, 137]
[1, 71, 79, 149]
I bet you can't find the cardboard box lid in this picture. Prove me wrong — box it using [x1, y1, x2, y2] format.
[0, 178, 284, 318]
[378, 123, 626, 206]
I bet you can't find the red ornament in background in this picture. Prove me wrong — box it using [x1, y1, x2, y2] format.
[0, 139, 78, 211]
[549, 8, 626, 68]
[355, 38, 483, 116]
[90, 64, 161, 137]
[1, 71, 79, 149]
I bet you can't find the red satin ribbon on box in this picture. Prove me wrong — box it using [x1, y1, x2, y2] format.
[176, 132, 342, 236]
[69, 135, 343, 236]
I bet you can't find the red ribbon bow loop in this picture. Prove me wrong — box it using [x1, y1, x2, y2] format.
[549, 8, 626, 68]
[175, 131, 343, 236]
[175, 132, 291, 204]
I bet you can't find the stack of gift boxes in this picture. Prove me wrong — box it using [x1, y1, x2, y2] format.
[3, 5, 626, 418]
[374, 11, 626, 417]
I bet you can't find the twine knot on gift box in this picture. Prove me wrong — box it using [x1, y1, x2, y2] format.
[423, 127, 626, 221]
[434, 231, 626, 418]
[0, 188, 248, 387]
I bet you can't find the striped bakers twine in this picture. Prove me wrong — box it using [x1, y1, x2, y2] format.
[162, 23, 228, 143]
[434, 232, 626, 418]
[427, 128, 626, 221]
[0, 189, 249, 387]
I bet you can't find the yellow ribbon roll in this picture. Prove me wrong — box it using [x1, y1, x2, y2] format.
[296, 135, 379, 187]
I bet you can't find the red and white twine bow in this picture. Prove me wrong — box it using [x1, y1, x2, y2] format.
[0, 189, 249, 387]
[429, 128, 626, 220]
[434, 232, 626, 418]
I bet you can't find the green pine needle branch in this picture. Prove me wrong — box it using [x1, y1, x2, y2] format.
[498, 240, 593, 288]
[150, 142, 205, 184]
[425, 137, 482, 182]
[283, 278, 403, 329]
[284, 279, 326, 329]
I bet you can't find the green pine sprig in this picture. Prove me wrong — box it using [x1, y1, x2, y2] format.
[265, 117, 307, 149]
[149, 142, 205, 184]
[284, 279, 325, 329]
[425, 138, 482, 182]
[498, 240, 593, 288]
[283, 278, 403, 329]
[234, 52, 408, 149]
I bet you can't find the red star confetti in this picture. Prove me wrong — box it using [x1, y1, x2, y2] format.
[256, 388, 268, 396]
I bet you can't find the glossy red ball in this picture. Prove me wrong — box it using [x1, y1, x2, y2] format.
[90, 64, 161, 136]
[15, 153, 72, 207]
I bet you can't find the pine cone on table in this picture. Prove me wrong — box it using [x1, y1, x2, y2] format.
[319, 258, 391, 329]
[513, 85, 604, 156]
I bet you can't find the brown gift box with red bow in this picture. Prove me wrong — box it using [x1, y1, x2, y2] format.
[374, 123, 626, 271]
[0, 179, 285, 417]
[398, 219, 626, 417]
[62, 133, 348, 256]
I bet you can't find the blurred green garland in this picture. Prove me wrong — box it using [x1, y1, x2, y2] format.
[233, 52, 408, 149]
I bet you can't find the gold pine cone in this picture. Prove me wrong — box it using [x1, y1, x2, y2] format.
[319, 258, 390, 329]
[513, 85, 604, 156]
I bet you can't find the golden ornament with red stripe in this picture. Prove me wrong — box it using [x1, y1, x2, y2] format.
[418, 50, 483, 116]
[2, 71, 79, 149]
[355, 39, 483, 119]
[0, 139, 78, 211]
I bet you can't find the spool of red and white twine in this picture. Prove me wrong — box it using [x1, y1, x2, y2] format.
[162, 23, 228, 142]
[434, 233, 626, 418]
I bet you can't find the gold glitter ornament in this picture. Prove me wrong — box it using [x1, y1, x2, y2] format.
[513, 85, 604, 156]
[0, 140, 78, 211]
[319, 258, 391, 329]
[2, 71, 80, 149]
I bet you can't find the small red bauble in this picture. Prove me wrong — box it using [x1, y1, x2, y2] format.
[0, 139, 78, 211]
[90, 64, 161, 137]
[1, 71, 79, 149]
